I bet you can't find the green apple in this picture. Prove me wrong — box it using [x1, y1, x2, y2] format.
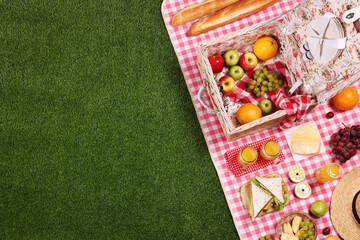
[258, 99, 273, 115]
[229, 66, 244, 80]
[310, 200, 327, 218]
[224, 49, 240, 66]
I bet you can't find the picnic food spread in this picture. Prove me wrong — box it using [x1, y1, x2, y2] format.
[162, 0, 360, 238]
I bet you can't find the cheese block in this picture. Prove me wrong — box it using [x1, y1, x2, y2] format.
[290, 122, 321, 155]
[281, 233, 299, 240]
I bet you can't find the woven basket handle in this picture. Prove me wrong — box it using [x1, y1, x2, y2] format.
[196, 82, 219, 115]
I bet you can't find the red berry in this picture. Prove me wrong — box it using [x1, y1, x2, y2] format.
[326, 112, 334, 119]
[322, 227, 331, 235]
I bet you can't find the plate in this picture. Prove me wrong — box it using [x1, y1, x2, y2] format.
[283, 121, 325, 161]
[308, 15, 344, 65]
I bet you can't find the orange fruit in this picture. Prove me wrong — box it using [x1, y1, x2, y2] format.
[333, 87, 359, 110]
[253, 36, 278, 61]
[236, 103, 262, 125]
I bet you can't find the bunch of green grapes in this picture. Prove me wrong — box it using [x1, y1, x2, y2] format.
[259, 234, 273, 240]
[298, 219, 316, 240]
[246, 66, 284, 98]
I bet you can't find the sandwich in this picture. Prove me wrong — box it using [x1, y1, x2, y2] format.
[251, 176, 288, 211]
[250, 181, 273, 220]
[240, 174, 289, 220]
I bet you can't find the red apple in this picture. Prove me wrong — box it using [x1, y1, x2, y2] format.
[219, 76, 236, 95]
[239, 52, 258, 71]
[208, 54, 224, 74]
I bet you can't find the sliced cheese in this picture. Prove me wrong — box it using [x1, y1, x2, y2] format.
[292, 215, 302, 234]
[281, 233, 299, 240]
[290, 122, 321, 155]
[291, 139, 321, 155]
[294, 229, 303, 238]
[283, 222, 294, 235]
[290, 122, 320, 141]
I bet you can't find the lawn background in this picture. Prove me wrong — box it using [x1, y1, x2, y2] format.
[0, 0, 240, 239]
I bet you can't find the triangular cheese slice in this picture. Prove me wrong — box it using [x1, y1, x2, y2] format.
[290, 122, 321, 155]
[251, 182, 272, 218]
[255, 176, 284, 203]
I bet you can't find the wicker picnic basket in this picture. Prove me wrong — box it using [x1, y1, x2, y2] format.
[196, 0, 360, 141]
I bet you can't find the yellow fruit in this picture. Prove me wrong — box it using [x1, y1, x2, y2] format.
[236, 103, 262, 125]
[325, 237, 340, 240]
[254, 36, 278, 61]
[333, 87, 359, 110]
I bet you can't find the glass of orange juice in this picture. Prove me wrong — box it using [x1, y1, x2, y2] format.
[237, 146, 258, 171]
[259, 140, 281, 164]
[315, 163, 343, 184]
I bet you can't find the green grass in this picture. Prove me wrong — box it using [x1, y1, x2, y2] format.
[0, 1, 239, 239]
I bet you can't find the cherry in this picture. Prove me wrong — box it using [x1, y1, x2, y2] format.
[326, 112, 334, 119]
[322, 227, 331, 235]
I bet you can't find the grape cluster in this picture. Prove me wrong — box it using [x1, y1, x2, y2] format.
[298, 220, 316, 240]
[329, 124, 360, 163]
[259, 234, 273, 240]
[246, 66, 284, 98]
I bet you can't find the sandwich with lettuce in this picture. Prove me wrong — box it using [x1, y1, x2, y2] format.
[246, 174, 289, 220]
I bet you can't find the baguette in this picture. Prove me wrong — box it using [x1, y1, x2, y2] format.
[172, 0, 239, 26]
[188, 0, 280, 36]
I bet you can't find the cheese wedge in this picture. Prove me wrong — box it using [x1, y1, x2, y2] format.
[290, 122, 321, 155]
[291, 139, 320, 155]
[292, 215, 302, 234]
[281, 233, 299, 240]
[295, 229, 302, 238]
[283, 222, 293, 235]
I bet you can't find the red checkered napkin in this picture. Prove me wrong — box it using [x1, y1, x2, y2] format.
[231, 61, 312, 130]
[224, 136, 284, 177]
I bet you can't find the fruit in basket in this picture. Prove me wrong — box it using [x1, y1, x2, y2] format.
[208, 54, 224, 73]
[259, 99, 274, 115]
[224, 49, 240, 66]
[246, 66, 284, 97]
[310, 200, 327, 218]
[236, 103, 262, 124]
[239, 52, 258, 71]
[219, 76, 236, 95]
[229, 65, 244, 80]
[332, 87, 359, 110]
[329, 124, 360, 163]
[254, 36, 278, 61]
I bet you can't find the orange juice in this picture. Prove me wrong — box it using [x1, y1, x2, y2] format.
[237, 146, 258, 168]
[260, 140, 280, 161]
[315, 163, 343, 184]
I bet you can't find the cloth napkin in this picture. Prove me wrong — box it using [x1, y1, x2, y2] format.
[231, 62, 313, 130]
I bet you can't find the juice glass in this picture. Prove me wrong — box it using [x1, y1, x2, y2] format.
[237, 146, 258, 171]
[315, 163, 343, 184]
[260, 140, 281, 163]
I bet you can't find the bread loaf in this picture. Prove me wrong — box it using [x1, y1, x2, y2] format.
[171, 0, 239, 26]
[188, 0, 280, 36]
